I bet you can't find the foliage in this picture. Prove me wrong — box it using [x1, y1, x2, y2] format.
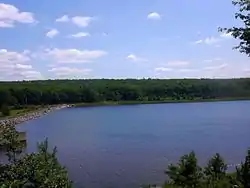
[0, 79, 250, 107]
[204, 153, 228, 186]
[0, 124, 22, 162]
[163, 150, 250, 188]
[220, 0, 250, 56]
[236, 149, 250, 187]
[0, 105, 10, 117]
[0, 124, 72, 188]
[165, 151, 203, 188]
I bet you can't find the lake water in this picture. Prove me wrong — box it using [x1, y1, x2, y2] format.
[16, 101, 250, 188]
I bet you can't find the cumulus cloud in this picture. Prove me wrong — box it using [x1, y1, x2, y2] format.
[126, 54, 147, 62]
[44, 48, 107, 64]
[46, 29, 59, 38]
[0, 3, 36, 28]
[147, 12, 161, 20]
[0, 49, 31, 64]
[72, 16, 94, 27]
[56, 15, 69, 22]
[56, 15, 94, 27]
[69, 32, 90, 38]
[0, 49, 42, 80]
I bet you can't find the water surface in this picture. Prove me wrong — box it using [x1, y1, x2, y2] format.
[17, 101, 250, 188]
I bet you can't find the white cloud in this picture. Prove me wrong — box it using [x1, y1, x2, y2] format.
[0, 3, 35, 28]
[195, 40, 203, 44]
[147, 12, 161, 20]
[204, 63, 228, 70]
[203, 37, 220, 45]
[0, 49, 42, 80]
[220, 32, 233, 39]
[56, 15, 69, 22]
[22, 49, 31, 55]
[19, 70, 43, 80]
[244, 68, 250, 72]
[56, 15, 94, 27]
[44, 48, 107, 64]
[126, 54, 147, 62]
[204, 58, 222, 63]
[72, 16, 94, 27]
[195, 32, 233, 45]
[155, 67, 173, 72]
[167, 60, 190, 67]
[178, 69, 198, 72]
[0, 49, 30, 64]
[48, 66, 92, 76]
[46, 29, 59, 38]
[15, 63, 32, 69]
[195, 37, 221, 45]
[69, 32, 90, 38]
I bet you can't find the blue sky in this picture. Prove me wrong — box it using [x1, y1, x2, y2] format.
[0, 0, 249, 80]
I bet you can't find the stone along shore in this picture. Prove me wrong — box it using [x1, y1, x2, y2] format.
[0, 105, 71, 126]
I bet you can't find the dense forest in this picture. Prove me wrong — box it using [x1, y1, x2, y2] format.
[0, 78, 250, 107]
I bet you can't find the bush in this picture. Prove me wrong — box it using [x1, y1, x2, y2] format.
[1, 104, 10, 116]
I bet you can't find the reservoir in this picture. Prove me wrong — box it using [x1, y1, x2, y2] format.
[16, 101, 250, 188]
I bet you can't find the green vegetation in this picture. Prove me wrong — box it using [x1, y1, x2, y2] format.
[0, 79, 250, 111]
[220, 0, 250, 56]
[0, 105, 10, 117]
[0, 123, 72, 187]
[148, 150, 250, 188]
[0, 105, 43, 118]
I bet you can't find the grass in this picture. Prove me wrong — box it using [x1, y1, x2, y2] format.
[0, 106, 44, 119]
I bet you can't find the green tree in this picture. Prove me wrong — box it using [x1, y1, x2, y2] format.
[220, 0, 250, 56]
[0, 124, 72, 188]
[165, 151, 203, 188]
[0, 123, 22, 162]
[204, 153, 228, 188]
[236, 149, 250, 188]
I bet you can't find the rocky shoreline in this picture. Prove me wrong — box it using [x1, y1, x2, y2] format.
[0, 105, 71, 126]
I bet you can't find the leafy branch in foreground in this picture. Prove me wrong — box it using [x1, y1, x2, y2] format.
[219, 0, 250, 56]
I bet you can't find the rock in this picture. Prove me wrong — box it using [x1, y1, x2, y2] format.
[0, 105, 70, 126]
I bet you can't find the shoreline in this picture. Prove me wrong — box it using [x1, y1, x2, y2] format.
[73, 97, 250, 107]
[0, 98, 249, 126]
[0, 105, 71, 126]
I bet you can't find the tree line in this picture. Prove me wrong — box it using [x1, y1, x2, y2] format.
[0, 79, 250, 108]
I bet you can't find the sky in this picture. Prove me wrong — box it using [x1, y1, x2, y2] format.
[0, 0, 249, 81]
